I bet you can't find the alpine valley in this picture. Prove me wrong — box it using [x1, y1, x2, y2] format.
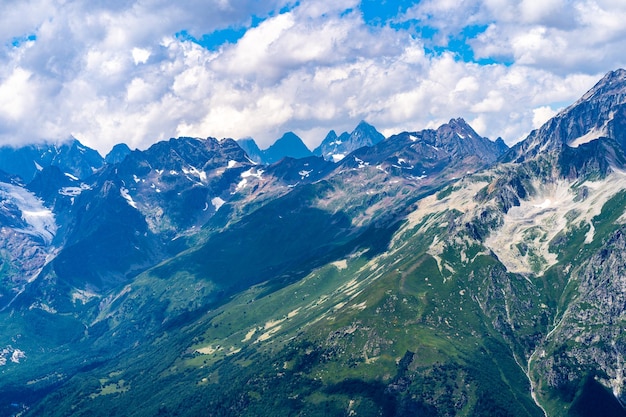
[1, 70, 626, 417]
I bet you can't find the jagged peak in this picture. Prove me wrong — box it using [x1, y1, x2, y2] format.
[505, 69, 626, 167]
[575, 68, 626, 105]
[165, 136, 203, 144]
[352, 120, 381, 135]
[219, 137, 245, 149]
[591, 68, 626, 88]
[450, 117, 469, 126]
[351, 120, 384, 142]
[105, 143, 132, 164]
[445, 117, 472, 130]
[437, 117, 480, 140]
[324, 130, 338, 141]
[354, 120, 374, 129]
[237, 136, 256, 143]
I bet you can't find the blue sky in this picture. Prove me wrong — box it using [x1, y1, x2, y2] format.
[187, 2, 504, 64]
[0, 0, 625, 153]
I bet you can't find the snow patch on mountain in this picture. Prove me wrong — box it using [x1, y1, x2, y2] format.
[120, 187, 138, 209]
[59, 183, 92, 197]
[182, 166, 207, 183]
[354, 157, 368, 168]
[241, 168, 264, 179]
[64, 172, 79, 181]
[0, 346, 25, 366]
[211, 197, 225, 210]
[567, 125, 608, 148]
[0, 183, 57, 244]
[235, 178, 247, 192]
[485, 181, 571, 275]
[235, 168, 264, 192]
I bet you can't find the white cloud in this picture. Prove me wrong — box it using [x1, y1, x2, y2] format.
[0, 67, 34, 121]
[471, 90, 506, 113]
[532, 106, 558, 129]
[519, 0, 578, 28]
[0, 0, 623, 155]
[132, 47, 151, 65]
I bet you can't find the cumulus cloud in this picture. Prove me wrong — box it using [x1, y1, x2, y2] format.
[532, 105, 558, 129]
[471, 1, 626, 74]
[0, 0, 623, 154]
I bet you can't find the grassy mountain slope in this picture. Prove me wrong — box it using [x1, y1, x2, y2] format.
[26, 159, 626, 416]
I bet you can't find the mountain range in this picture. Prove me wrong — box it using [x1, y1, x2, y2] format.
[237, 120, 386, 165]
[1, 70, 626, 417]
[237, 131, 314, 165]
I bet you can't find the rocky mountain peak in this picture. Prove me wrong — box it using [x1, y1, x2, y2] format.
[0, 138, 104, 182]
[429, 118, 507, 163]
[273, 132, 306, 147]
[322, 130, 338, 143]
[576, 68, 626, 104]
[505, 69, 626, 175]
[352, 120, 381, 137]
[314, 120, 385, 162]
[263, 132, 313, 164]
[105, 143, 132, 164]
[437, 117, 478, 139]
[237, 137, 263, 163]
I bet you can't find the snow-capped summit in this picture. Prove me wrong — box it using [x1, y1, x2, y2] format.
[314, 120, 385, 162]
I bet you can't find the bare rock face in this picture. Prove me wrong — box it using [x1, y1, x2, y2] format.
[504, 69, 626, 179]
[512, 69, 626, 155]
[531, 227, 626, 407]
[314, 120, 385, 162]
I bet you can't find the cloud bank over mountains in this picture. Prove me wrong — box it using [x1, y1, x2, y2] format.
[0, 0, 624, 154]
